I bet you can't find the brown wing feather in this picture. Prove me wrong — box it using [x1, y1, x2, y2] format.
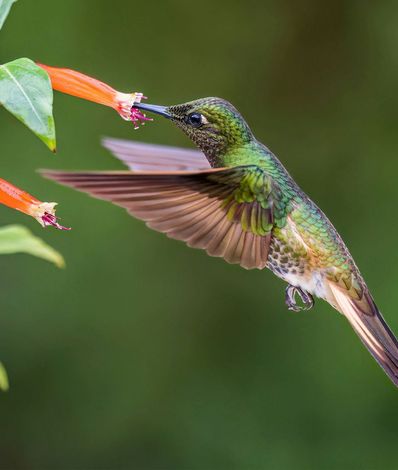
[42, 169, 272, 270]
[102, 138, 210, 171]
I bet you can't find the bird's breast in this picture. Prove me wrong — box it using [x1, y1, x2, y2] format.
[266, 204, 344, 298]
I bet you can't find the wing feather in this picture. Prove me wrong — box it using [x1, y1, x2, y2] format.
[102, 137, 210, 171]
[42, 167, 274, 270]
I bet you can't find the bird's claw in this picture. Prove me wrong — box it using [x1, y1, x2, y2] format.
[285, 285, 314, 312]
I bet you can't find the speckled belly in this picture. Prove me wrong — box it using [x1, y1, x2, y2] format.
[266, 234, 306, 279]
[266, 229, 329, 298]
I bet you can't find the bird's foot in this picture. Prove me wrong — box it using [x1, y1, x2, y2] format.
[285, 285, 314, 312]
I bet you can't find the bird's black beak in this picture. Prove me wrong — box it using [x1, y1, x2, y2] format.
[133, 102, 171, 119]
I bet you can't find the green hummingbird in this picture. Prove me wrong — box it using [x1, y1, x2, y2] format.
[43, 97, 398, 387]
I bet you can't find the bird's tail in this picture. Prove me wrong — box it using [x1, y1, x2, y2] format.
[329, 282, 398, 386]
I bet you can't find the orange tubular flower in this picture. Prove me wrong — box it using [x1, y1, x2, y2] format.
[37, 63, 151, 129]
[0, 178, 70, 230]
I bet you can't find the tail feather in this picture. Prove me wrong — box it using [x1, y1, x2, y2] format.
[329, 283, 398, 386]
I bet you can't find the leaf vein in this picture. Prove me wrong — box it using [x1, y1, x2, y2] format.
[0, 63, 44, 128]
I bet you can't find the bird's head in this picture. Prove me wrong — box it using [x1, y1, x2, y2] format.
[134, 97, 254, 166]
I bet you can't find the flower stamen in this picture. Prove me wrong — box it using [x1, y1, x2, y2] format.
[41, 212, 70, 230]
[130, 108, 153, 130]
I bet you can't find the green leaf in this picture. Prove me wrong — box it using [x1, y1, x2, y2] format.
[0, 0, 17, 31]
[0, 224, 65, 268]
[0, 58, 56, 151]
[0, 362, 9, 392]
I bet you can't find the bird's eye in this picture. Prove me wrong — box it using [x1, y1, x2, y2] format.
[186, 112, 204, 128]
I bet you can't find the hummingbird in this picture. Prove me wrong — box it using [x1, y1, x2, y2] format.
[42, 97, 398, 387]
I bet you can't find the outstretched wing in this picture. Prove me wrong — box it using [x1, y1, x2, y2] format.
[102, 137, 210, 171]
[42, 165, 277, 270]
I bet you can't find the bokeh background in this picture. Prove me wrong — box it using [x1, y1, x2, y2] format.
[1, 1, 398, 468]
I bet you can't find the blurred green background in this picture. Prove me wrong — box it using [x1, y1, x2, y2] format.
[1, 1, 398, 468]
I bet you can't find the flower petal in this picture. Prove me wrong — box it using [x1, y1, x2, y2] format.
[38, 63, 119, 108]
[37, 63, 149, 126]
